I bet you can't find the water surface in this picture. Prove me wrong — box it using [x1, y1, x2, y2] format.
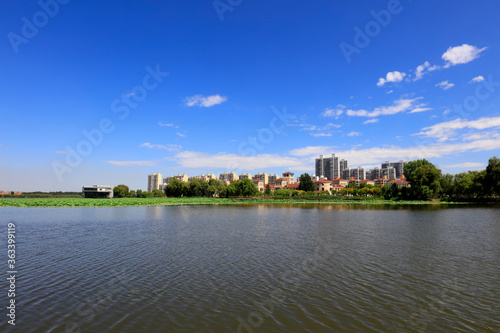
[0, 205, 499, 332]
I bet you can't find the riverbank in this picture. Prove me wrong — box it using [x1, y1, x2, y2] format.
[0, 197, 475, 207]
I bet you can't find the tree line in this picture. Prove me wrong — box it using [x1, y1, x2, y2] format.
[112, 156, 499, 201]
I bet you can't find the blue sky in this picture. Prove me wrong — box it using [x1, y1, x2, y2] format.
[1, 0, 500, 191]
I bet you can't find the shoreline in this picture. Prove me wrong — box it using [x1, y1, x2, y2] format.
[0, 197, 491, 208]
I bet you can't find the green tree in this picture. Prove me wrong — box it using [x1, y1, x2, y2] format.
[136, 189, 143, 198]
[164, 179, 189, 197]
[207, 179, 226, 197]
[128, 190, 136, 197]
[484, 156, 500, 196]
[227, 179, 259, 197]
[439, 173, 454, 197]
[152, 189, 164, 197]
[404, 160, 442, 200]
[265, 184, 271, 195]
[113, 184, 129, 198]
[298, 173, 315, 192]
[454, 172, 473, 197]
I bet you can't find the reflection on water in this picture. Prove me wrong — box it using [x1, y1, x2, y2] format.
[0, 205, 499, 333]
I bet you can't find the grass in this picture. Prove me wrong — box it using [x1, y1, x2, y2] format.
[0, 197, 467, 208]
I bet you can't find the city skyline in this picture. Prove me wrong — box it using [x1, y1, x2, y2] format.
[2, 1, 500, 191]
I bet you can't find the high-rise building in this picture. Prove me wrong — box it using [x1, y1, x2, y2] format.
[253, 172, 269, 184]
[340, 159, 349, 173]
[147, 173, 162, 192]
[163, 174, 189, 185]
[381, 160, 407, 178]
[315, 154, 342, 180]
[239, 173, 252, 180]
[219, 171, 239, 183]
[382, 167, 397, 180]
[268, 174, 279, 185]
[350, 167, 366, 182]
[367, 167, 381, 180]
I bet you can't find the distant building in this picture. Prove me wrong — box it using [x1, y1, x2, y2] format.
[219, 172, 239, 183]
[381, 160, 407, 178]
[163, 174, 189, 184]
[350, 167, 366, 182]
[359, 179, 375, 186]
[315, 179, 333, 194]
[382, 167, 397, 180]
[282, 172, 295, 184]
[367, 167, 381, 181]
[253, 172, 269, 184]
[192, 174, 218, 182]
[147, 173, 162, 192]
[315, 154, 340, 180]
[239, 173, 252, 181]
[252, 179, 265, 192]
[341, 168, 350, 180]
[387, 178, 411, 188]
[82, 185, 113, 198]
[268, 174, 279, 185]
[332, 178, 349, 187]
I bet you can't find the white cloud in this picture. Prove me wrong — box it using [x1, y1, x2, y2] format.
[415, 116, 500, 142]
[185, 94, 227, 107]
[442, 44, 487, 68]
[310, 133, 332, 137]
[461, 131, 500, 141]
[428, 65, 441, 72]
[441, 162, 485, 169]
[409, 107, 433, 113]
[414, 61, 430, 81]
[469, 76, 485, 84]
[346, 98, 418, 118]
[363, 119, 379, 124]
[288, 137, 500, 166]
[54, 150, 68, 154]
[159, 122, 174, 127]
[174, 151, 310, 171]
[435, 80, 454, 90]
[325, 122, 342, 129]
[387, 90, 393, 94]
[377, 71, 406, 87]
[321, 106, 345, 118]
[176, 133, 187, 138]
[106, 160, 157, 166]
[140, 143, 182, 152]
[347, 131, 361, 137]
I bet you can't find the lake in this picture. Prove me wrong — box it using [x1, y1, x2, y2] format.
[0, 204, 499, 332]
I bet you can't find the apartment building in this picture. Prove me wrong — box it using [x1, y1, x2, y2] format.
[274, 178, 288, 189]
[253, 172, 269, 184]
[332, 178, 348, 186]
[252, 179, 265, 192]
[219, 171, 239, 183]
[239, 173, 252, 180]
[382, 167, 397, 180]
[163, 174, 189, 184]
[268, 174, 279, 185]
[147, 173, 162, 192]
[381, 160, 407, 178]
[192, 174, 218, 182]
[367, 167, 381, 181]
